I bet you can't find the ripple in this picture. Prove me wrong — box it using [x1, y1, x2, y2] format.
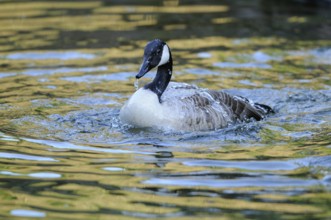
[0, 72, 16, 78]
[322, 175, 331, 187]
[11, 88, 331, 148]
[103, 167, 125, 172]
[60, 93, 123, 106]
[7, 51, 96, 60]
[21, 66, 107, 76]
[183, 68, 219, 75]
[289, 47, 331, 65]
[183, 156, 331, 171]
[61, 72, 135, 82]
[28, 172, 61, 178]
[197, 52, 212, 58]
[0, 132, 19, 142]
[238, 79, 258, 86]
[10, 209, 46, 218]
[183, 159, 298, 171]
[213, 62, 272, 69]
[252, 51, 282, 62]
[0, 152, 57, 162]
[144, 175, 320, 188]
[310, 47, 331, 64]
[23, 138, 153, 155]
[0, 171, 21, 176]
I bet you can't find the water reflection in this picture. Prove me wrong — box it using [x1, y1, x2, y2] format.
[214, 62, 272, 69]
[23, 138, 152, 155]
[62, 71, 134, 82]
[7, 51, 96, 60]
[22, 66, 107, 76]
[0, 152, 57, 162]
[10, 209, 46, 218]
[144, 175, 320, 188]
[0, 0, 331, 219]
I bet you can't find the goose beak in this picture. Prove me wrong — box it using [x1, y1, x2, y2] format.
[136, 58, 152, 79]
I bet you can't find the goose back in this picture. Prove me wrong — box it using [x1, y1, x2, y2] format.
[152, 82, 269, 131]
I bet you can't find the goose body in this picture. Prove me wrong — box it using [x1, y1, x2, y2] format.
[120, 39, 273, 131]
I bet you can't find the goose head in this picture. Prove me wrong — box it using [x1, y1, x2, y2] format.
[136, 39, 172, 79]
[136, 39, 173, 102]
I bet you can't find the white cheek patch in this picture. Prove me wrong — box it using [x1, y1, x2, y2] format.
[157, 45, 170, 67]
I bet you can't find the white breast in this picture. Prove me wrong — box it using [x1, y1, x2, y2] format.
[120, 88, 165, 128]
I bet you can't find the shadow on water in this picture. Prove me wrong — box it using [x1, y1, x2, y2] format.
[0, 0, 331, 219]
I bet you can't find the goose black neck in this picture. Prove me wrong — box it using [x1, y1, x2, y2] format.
[144, 55, 172, 103]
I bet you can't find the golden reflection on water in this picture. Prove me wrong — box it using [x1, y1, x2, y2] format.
[0, 0, 331, 219]
[0, 137, 328, 219]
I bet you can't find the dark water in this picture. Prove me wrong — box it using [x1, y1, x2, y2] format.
[0, 0, 331, 219]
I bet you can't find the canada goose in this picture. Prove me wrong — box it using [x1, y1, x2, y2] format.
[120, 39, 273, 131]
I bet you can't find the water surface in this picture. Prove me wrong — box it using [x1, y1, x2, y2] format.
[0, 0, 331, 219]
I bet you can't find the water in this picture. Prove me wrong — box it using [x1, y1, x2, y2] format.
[1, 0, 331, 219]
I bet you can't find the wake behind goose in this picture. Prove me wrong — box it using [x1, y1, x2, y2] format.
[120, 39, 273, 131]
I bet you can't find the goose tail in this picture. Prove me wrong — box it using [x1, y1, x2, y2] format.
[232, 95, 274, 120]
[253, 103, 275, 115]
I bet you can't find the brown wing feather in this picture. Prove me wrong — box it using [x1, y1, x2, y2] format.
[177, 92, 234, 130]
[166, 84, 271, 130]
[207, 90, 265, 121]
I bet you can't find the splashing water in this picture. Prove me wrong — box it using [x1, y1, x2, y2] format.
[134, 78, 139, 90]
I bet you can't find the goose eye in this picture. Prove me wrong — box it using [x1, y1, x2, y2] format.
[156, 49, 161, 54]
